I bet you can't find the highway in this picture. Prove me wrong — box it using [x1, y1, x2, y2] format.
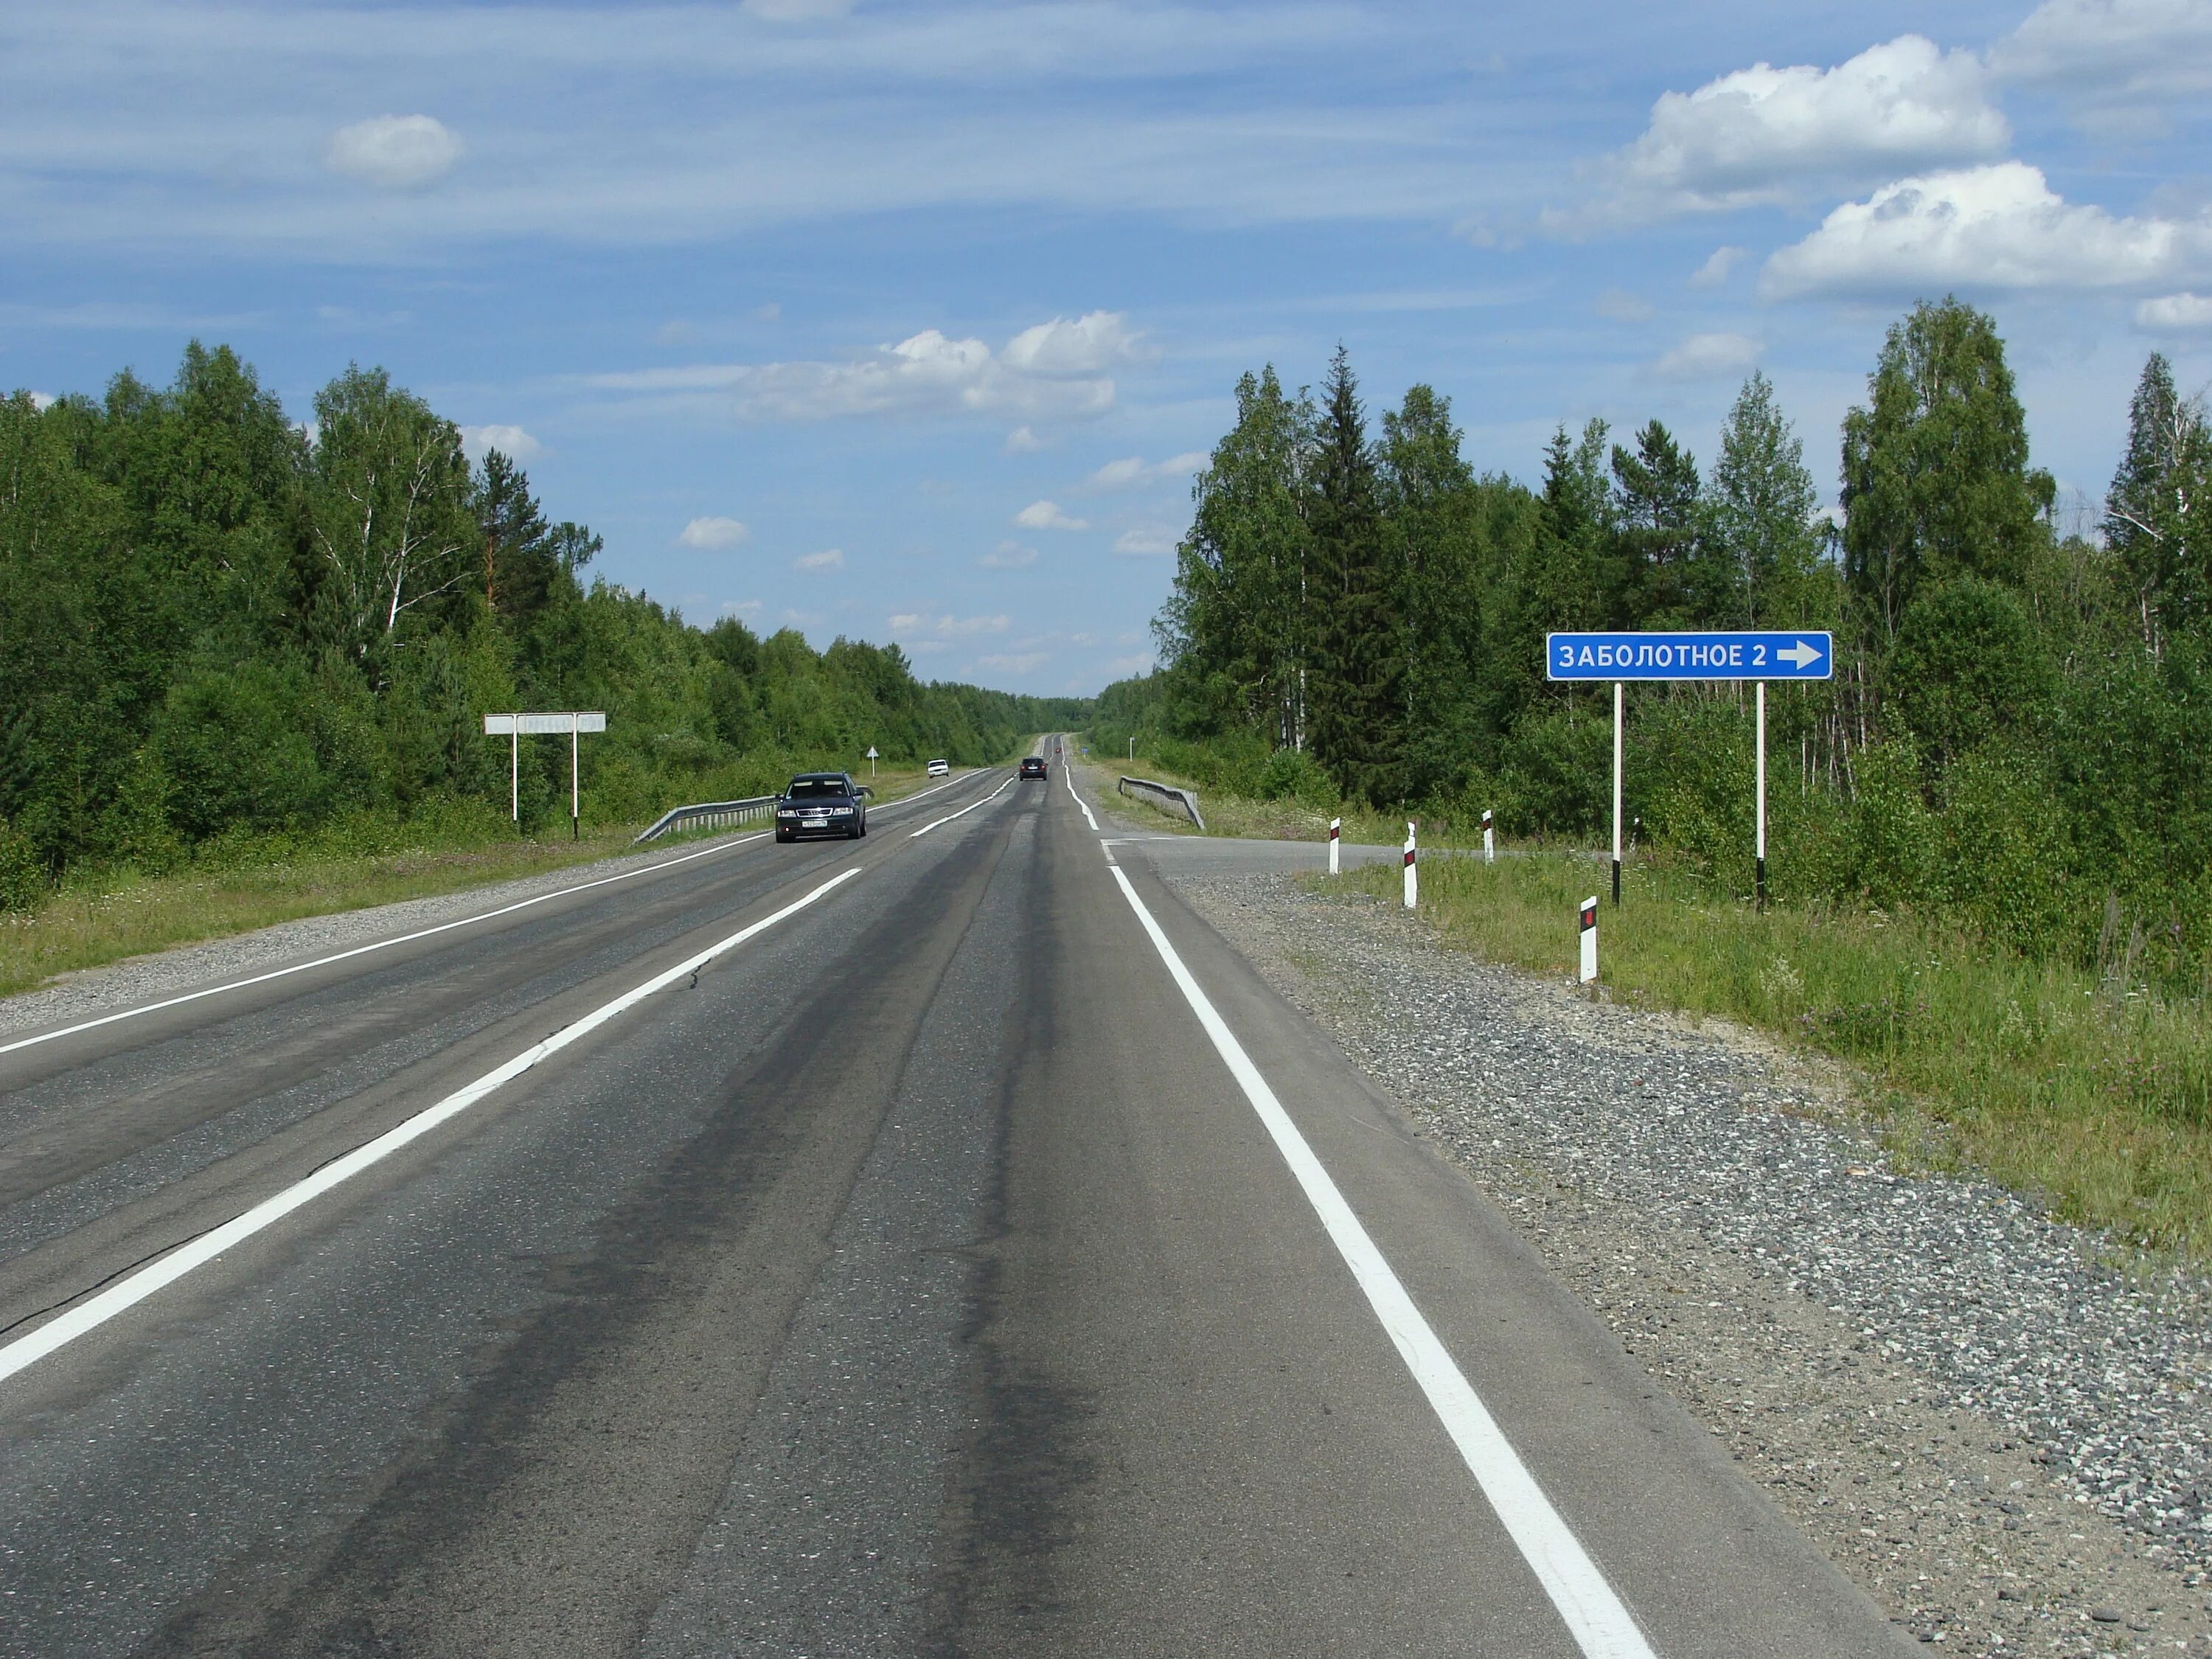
[0, 742, 1914, 1657]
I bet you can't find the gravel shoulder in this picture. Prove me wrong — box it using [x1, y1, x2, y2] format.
[1167, 866, 2212, 1658]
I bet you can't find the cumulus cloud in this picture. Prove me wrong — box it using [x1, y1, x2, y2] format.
[1688, 246, 1747, 288]
[793, 547, 844, 571]
[26, 391, 56, 411]
[1014, 499, 1088, 531]
[590, 311, 1141, 427]
[324, 115, 463, 190]
[677, 515, 750, 549]
[978, 540, 1039, 568]
[1646, 333, 1763, 382]
[977, 651, 1049, 675]
[1082, 451, 1208, 490]
[1004, 425, 1046, 453]
[2138, 292, 2212, 331]
[1759, 161, 2201, 299]
[1992, 0, 2212, 112]
[458, 423, 542, 462]
[1565, 36, 2006, 227]
[888, 612, 1009, 638]
[1113, 526, 1179, 557]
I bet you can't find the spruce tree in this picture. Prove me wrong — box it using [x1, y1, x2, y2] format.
[1304, 347, 1402, 804]
[1707, 371, 1826, 628]
[1610, 419, 1704, 627]
[2105, 352, 2211, 646]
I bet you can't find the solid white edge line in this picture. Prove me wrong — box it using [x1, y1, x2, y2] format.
[908, 776, 1014, 838]
[0, 833, 771, 1060]
[1, 772, 971, 1062]
[1105, 863, 1656, 1659]
[0, 867, 863, 1388]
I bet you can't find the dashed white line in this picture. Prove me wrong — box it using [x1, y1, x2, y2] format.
[1106, 863, 1656, 1659]
[0, 868, 863, 1388]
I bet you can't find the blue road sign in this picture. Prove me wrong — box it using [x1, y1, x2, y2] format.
[1547, 630, 1834, 682]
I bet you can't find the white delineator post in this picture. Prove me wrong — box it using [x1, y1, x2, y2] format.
[1578, 895, 1599, 987]
[1328, 817, 1341, 876]
[1481, 807, 1495, 866]
[1611, 681, 1624, 906]
[1402, 821, 1418, 909]
[1754, 680, 1767, 911]
[509, 715, 520, 824]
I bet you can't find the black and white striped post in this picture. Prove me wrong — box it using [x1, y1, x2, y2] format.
[1579, 895, 1599, 987]
[1755, 680, 1768, 911]
[1328, 816, 1341, 876]
[1402, 821, 1418, 909]
[1610, 681, 1624, 907]
[1481, 807, 1495, 866]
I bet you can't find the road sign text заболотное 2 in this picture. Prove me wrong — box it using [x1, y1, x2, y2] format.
[1545, 631, 1833, 681]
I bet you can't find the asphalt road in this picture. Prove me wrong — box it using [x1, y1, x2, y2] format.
[0, 742, 1915, 1657]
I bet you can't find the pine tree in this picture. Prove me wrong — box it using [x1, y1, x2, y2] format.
[1610, 419, 1704, 627]
[1382, 384, 1482, 800]
[1305, 347, 1402, 804]
[2105, 352, 2211, 647]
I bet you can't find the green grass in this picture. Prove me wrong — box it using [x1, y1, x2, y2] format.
[1334, 849, 2212, 1263]
[0, 762, 942, 1001]
[1097, 754, 1445, 846]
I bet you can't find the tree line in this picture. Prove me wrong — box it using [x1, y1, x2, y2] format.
[1, 343, 1082, 905]
[1107, 299, 2212, 985]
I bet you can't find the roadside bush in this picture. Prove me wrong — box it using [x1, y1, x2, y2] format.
[0, 818, 43, 912]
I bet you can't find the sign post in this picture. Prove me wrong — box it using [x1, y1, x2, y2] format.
[1578, 895, 1599, 988]
[484, 712, 608, 836]
[866, 745, 879, 780]
[1546, 631, 1832, 908]
[1328, 817, 1341, 876]
[1402, 821, 1418, 909]
[1481, 808, 1494, 866]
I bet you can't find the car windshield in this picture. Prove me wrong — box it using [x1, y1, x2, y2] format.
[785, 777, 847, 799]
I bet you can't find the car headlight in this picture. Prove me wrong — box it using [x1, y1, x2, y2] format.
[830, 806, 854, 815]
[776, 808, 797, 818]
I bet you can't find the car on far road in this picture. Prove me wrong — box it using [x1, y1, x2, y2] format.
[1020, 757, 1048, 780]
[927, 758, 950, 777]
[775, 772, 868, 841]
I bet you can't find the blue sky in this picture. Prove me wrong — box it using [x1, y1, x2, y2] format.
[5, 1, 2211, 696]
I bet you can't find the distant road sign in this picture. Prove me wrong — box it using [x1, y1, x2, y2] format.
[484, 712, 607, 734]
[1547, 631, 1833, 682]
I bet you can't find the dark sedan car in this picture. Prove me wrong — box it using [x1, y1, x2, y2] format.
[774, 772, 868, 841]
[1020, 756, 1048, 780]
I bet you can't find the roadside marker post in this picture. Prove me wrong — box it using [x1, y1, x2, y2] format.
[866, 744, 878, 781]
[1402, 821, 1418, 910]
[1578, 896, 1599, 988]
[1328, 817, 1341, 876]
[484, 712, 607, 837]
[1546, 630, 1832, 909]
[1481, 808, 1494, 866]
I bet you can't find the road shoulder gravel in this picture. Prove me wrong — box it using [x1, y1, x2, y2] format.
[1164, 866, 2212, 1659]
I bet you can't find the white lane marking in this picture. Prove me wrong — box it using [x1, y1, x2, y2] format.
[1107, 865, 1656, 1659]
[0, 833, 771, 1060]
[0, 868, 862, 1389]
[908, 776, 1014, 838]
[0, 773, 964, 1062]
[1065, 759, 1099, 832]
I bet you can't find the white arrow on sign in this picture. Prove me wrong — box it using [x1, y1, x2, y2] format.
[1777, 639, 1823, 669]
[866, 746, 878, 759]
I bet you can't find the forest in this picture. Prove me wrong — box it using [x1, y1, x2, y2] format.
[0, 344, 1082, 908]
[1100, 299, 2212, 990]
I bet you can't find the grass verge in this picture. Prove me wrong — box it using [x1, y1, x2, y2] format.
[1334, 850, 2212, 1264]
[1101, 756, 1440, 845]
[0, 763, 941, 1001]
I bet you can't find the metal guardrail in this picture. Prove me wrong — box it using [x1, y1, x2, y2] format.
[1118, 775, 1206, 830]
[633, 795, 778, 844]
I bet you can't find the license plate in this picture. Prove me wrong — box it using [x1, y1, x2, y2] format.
[803, 818, 827, 829]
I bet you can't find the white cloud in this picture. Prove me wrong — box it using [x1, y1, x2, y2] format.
[1992, 0, 2212, 108]
[1646, 332, 1763, 382]
[978, 540, 1039, 568]
[793, 546, 844, 571]
[1568, 36, 2006, 226]
[591, 313, 1140, 425]
[1113, 526, 1179, 557]
[26, 391, 56, 411]
[677, 515, 750, 549]
[888, 612, 1009, 638]
[458, 422, 542, 461]
[1004, 425, 1046, 453]
[1760, 161, 2201, 299]
[977, 651, 1048, 674]
[1015, 499, 1088, 530]
[1594, 289, 1654, 321]
[2138, 292, 2212, 331]
[1085, 451, 1208, 490]
[1688, 246, 1746, 288]
[324, 115, 463, 190]
[721, 598, 765, 617]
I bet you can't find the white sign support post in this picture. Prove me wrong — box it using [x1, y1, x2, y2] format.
[1481, 807, 1494, 866]
[1610, 681, 1624, 908]
[1754, 681, 1768, 911]
[1328, 817, 1341, 876]
[1578, 895, 1599, 989]
[1402, 821, 1418, 909]
[866, 745, 878, 780]
[483, 713, 607, 836]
